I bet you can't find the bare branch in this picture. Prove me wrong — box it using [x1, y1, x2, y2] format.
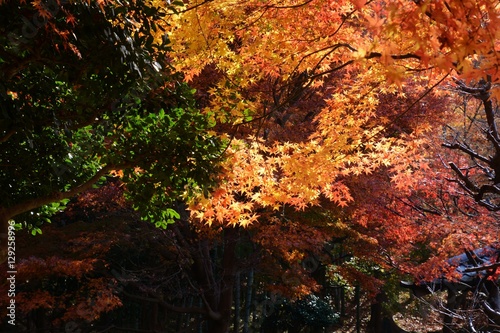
[463, 262, 500, 273]
[448, 162, 480, 193]
[482, 300, 500, 322]
[366, 52, 421, 61]
[442, 141, 490, 164]
[268, 0, 315, 9]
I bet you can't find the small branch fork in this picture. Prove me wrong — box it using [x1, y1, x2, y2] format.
[443, 77, 500, 211]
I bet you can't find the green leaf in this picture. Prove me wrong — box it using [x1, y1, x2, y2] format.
[166, 208, 180, 219]
[31, 227, 43, 236]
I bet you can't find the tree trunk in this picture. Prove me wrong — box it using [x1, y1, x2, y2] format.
[442, 289, 463, 333]
[368, 292, 408, 333]
[243, 268, 254, 333]
[234, 272, 241, 333]
[205, 227, 239, 333]
[368, 296, 383, 333]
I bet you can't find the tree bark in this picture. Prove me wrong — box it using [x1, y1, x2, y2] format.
[442, 291, 456, 333]
[206, 227, 239, 333]
[243, 268, 254, 333]
[234, 272, 241, 333]
[368, 295, 383, 333]
[368, 292, 409, 333]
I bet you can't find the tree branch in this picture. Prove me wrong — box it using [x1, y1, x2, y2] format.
[1, 161, 135, 220]
[463, 262, 500, 273]
[448, 162, 480, 193]
[366, 52, 421, 61]
[0, 129, 16, 143]
[268, 0, 315, 9]
[442, 141, 490, 164]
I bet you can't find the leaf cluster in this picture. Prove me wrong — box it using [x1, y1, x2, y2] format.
[0, 0, 225, 228]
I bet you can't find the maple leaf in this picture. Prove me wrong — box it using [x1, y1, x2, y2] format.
[351, 0, 367, 10]
[364, 11, 385, 34]
[66, 13, 77, 25]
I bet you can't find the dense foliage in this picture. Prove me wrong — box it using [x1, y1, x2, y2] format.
[0, 0, 224, 241]
[1, 0, 499, 332]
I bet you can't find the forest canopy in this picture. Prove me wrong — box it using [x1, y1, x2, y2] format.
[0, 0, 225, 240]
[1, 0, 500, 332]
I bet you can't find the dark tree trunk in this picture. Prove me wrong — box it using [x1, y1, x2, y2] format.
[205, 227, 239, 333]
[243, 268, 254, 333]
[368, 297, 383, 333]
[368, 292, 408, 333]
[442, 291, 457, 333]
[234, 272, 241, 333]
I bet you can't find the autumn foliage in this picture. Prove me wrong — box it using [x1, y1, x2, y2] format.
[0, 181, 130, 328]
[2, 0, 500, 331]
[172, 0, 498, 272]
[165, 0, 499, 228]
[166, 4, 500, 329]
